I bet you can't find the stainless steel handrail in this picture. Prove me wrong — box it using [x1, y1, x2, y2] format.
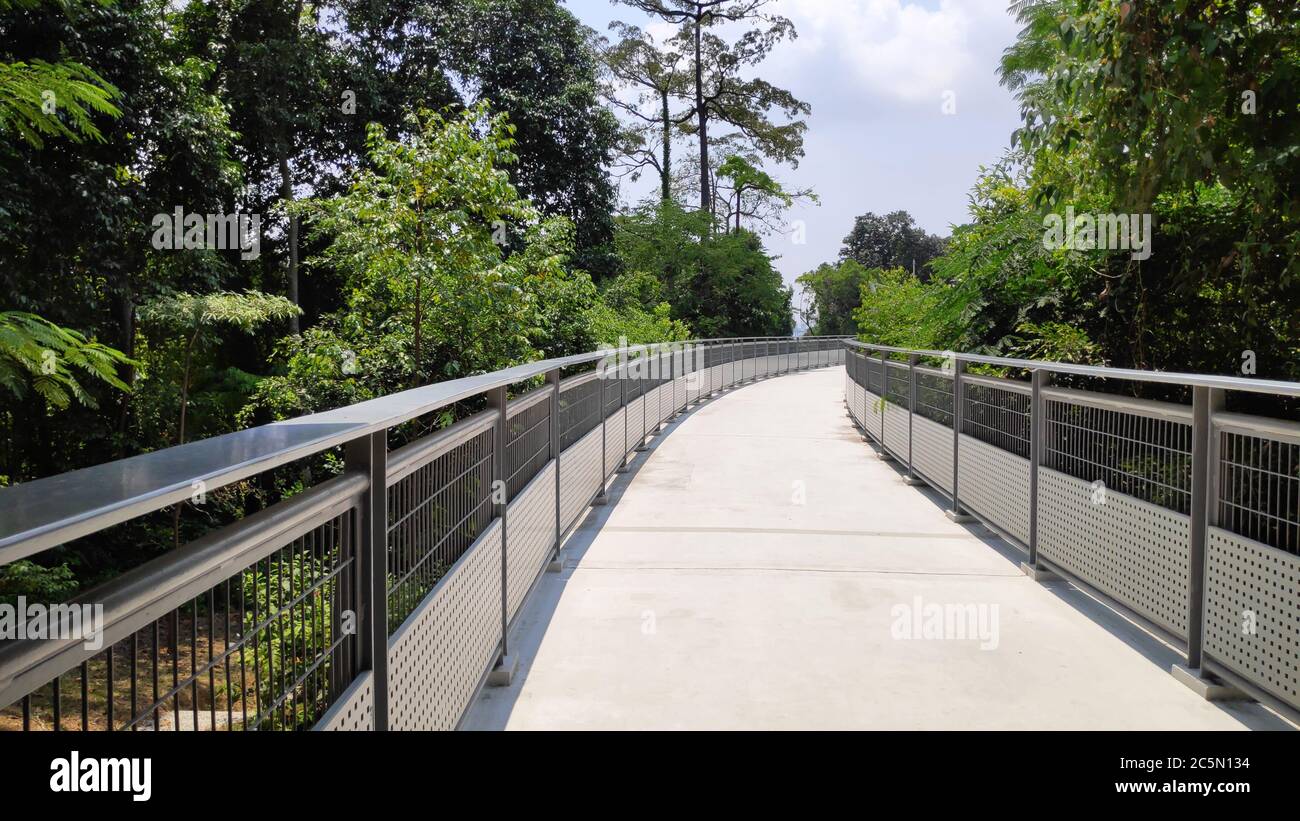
[845, 339, 1300, 398]
[0, 336, 850, 562]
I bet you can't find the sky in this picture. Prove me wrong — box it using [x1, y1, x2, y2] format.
[564, 0, 1026, 302]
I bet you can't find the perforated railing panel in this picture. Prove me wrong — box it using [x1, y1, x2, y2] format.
[387, 521, 502, 731]
[1038, 466, 1190, 638]
[1205, 527, 1300, 711]
[604, 407, 624, 477]
[625, 396, 644, 454]
[884, 402, 909, 461]
[314, 671, 374, 731]
[505, 461, 557, 621]
[912, 413, 953, 495]
[864, 390, 883, 440]
[560, 424, 601, 534]
[958, 434, 1031, 546]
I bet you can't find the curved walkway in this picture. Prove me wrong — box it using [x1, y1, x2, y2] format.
[463, 367, 1288, 730]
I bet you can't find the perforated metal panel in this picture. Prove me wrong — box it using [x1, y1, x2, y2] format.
[1038, 466, 1190, 638]
[863, 390, 883, 442]
[314, 671, 374, 731]
[604, 407, 624, 478]
[560, 423, 601, 533]
[912, 413, 953, 494]
[1205, 527, 1300, 712]
[387, 521, 502, 731]
[958, 434, 1031, 546]
[645, 385, 663, 434]
[625, 395, 644, 454]
[505, 460, 557, 621]
[884, 403, 909, 461]
[844, 376, 859, 428]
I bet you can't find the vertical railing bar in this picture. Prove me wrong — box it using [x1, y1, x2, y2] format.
[949, 360, 969, 520]
[598, 361, 608, 494]
[343, 429, 387, 730]
[488, 385, 510, 667]
[1186, 386, 1223, 670]
[619, 348, 628, 471]
[548, 369, 561, 564]
[1028, 368, 1049, 566]
[906, 354, 919, 481]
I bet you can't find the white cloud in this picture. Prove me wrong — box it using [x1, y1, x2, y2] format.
[771, 0, 1020, 108]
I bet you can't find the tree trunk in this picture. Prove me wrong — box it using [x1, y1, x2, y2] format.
[279, 150, 300, 333]
[661, 88, 672, 202]
[694, 16, 710, 215]
[115, 289, 135, 454]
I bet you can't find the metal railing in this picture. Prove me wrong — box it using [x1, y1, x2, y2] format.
[0, 335, 847, 731]
[843, 340, 1300, 723]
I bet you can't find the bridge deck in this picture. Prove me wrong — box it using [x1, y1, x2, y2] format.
[463, 367, 1286, 730]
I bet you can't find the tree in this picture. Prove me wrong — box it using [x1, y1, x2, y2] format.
[852, 268, 948, 350]
[839, 211, 946, 279]
[603, 22, 692, 203]
[614, 0, 808, 215]
[461, 0, 622, 278]
[614, 199, 792, 336]
[796, 259, 872, 337]
[715, 153, 814, 234]
[137, 290, 299, 544]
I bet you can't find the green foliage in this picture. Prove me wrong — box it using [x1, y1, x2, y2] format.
[797, 259, 871, 337]
[240, 552, 338, 730]
[246, 106, 625, 428]
[852, 268, 950, 350]
[0, 558, 78, 606]
[615, 199, 792, 336]
[138, 291, 301, 337]
[0, 311, 132, 409]
[1004, 320, 1105, 364]
[838, 210, 947, 278]
[0, 57, 121, 147]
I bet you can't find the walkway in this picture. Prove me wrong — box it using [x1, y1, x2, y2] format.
[463, 367, 1287, 730]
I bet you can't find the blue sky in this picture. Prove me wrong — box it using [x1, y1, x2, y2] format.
[564, 0, 1025, 301]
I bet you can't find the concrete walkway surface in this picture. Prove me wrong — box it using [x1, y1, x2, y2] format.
[463, 367, 1292, 731]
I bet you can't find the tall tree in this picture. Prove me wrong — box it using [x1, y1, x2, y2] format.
[603, 22, 691, 202]
[839, 211, 946, 279]
[462, 0, 621, 278]
[614, 0, 808, 216]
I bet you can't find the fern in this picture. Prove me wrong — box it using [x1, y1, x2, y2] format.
[0, 311, 133, 409]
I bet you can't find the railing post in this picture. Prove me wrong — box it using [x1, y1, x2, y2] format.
[345, 430, 388, 730]
[1186, 385, 1224, 669]
[905, 354, 919, 483]
[487, 386, 514, 682]
[618, 346, 629, 472]
[597, 362, 608, 501]
[1027, 368, 1048, 566]
[879, 350, 887, 450]
[636, 347, 649, 451]
[704, 341, 712, 398]
[547, 368, 562, 568]
[947, 359, 972, 522]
